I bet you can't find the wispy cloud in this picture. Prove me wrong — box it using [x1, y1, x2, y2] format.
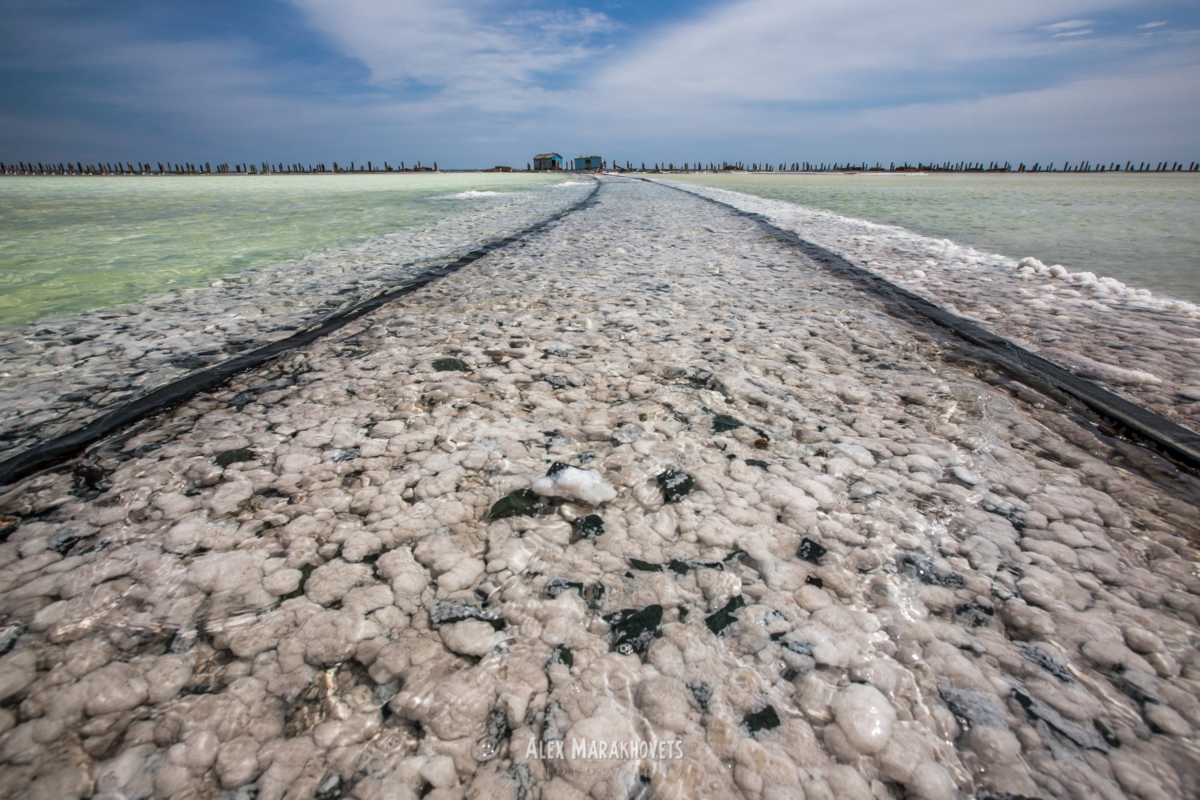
[286, 0, 617, 109]
[1138, 20, 1168, 29]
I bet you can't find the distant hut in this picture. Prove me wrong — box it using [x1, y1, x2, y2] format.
[533, 153, 563, 171]
[573, 155, 602, 171]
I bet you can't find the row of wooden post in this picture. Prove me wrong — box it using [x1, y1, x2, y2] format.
[0, 160, 440, 176]
[612, 160, 1200, 173]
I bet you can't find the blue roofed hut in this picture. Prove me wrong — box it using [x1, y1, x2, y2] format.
[574, 155, 603, 171]
[533, 153, 563, 171]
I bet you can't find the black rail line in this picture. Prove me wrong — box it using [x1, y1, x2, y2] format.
[0, 180, 601, 489]
[647, 177, 1200, 475]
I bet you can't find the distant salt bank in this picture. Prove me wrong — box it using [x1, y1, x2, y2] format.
[0, 178, 1198, 799]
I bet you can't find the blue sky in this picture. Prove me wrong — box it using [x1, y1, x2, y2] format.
[1, 0, 1197, 167]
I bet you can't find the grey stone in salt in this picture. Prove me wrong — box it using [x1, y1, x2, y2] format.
[432, 357, 470, 372]
[605, 605, 663, 656]
[657, 469, 694, 502]
[612, 423, 645, 444]
[1010, 688, 1109, 751]
[705, 595, 746, 636]
[900, 552, 965, 588]
[1017, 643, 1073, 683]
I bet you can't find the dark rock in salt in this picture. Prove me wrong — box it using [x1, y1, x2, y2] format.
[668, 559, 691, 575]
[712, 414, 743, 433]
[548, 645, 573, 668]
[489, 489, 545, 519]
[1017, 643, 1072, 683]
[47, 529, 92, 556]
[782, 640, 814, 657]
[474, 706, 510, 762]
[1094, 719, 1120, 748]
[0, 624, 25, 657]
[705, 595, 746, 636]
[314, 773, 341, 800]
[900, 552, 965, 588]
[545, 375, 572, 389]
[507, 764, 536, 800]
[331, 447, 359, 462]
[573, 514, 604, 538]
[544, 577, 585, 599]
[939, 687, 1007, 732]
[628, 558, 662, 572]
[546, 461, 571, 477]
[584, 582, 606, 611]
[955, 602, 995, 628]
[1011, 688, 1109, 751]
[431, 601, 505, 630]
[214, 448, 255, 468]
[1105, 669, 1160, 706]
[605, 605, 663, 656]
[543, 347, 570, 358]
[687, 682, 712, 709]
[805, 575, 824, 588]
[0, 515, 18, 539]
[744, 705, 780, 734]
[745, 459, 771, 469]
[671, 366, 714, 388]
[73, 461, 112, 493]
[657, 470, 695, 503]
[432, 357, 470, 372]
[798, 538, 827, 564]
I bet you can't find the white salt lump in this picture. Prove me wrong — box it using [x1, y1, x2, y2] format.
[531, 465, 617, 505]
[831, 683, 896, 754]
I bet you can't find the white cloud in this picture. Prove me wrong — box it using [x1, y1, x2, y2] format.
[1043, 19, 1095, 31]
[286, 0, 615, 107]
[1137, 21, 1168, 29]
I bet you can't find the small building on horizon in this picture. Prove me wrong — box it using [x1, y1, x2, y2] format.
[533, 153, 563, 171]
[574, 155, 603, 171]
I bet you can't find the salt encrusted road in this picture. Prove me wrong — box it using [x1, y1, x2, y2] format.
[1, 177, 1199, 800]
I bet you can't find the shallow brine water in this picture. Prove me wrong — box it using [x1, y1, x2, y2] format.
[0, 173, 587, 328]
[0, 175, 594, 461]
[667, 173, 1200, 304]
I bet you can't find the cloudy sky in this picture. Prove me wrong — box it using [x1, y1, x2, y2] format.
[1, 0, 1197, 167]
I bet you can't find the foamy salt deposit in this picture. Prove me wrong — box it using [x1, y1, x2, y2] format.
[663, 180, 1200, 428]
[532, 466, 617, 505]
[0, 178, 1198, 799]
[0, 184, 593, 464]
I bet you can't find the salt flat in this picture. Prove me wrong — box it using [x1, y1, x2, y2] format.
[0, 177, 1197, 800]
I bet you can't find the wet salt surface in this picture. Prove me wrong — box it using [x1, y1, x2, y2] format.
[0, 178, 1199, 799]
[0, 185, 593, 464]
[662, 180, 1200, 429]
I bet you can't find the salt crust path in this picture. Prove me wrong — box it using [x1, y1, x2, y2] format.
[662, 180, 1200, 430]
[0, 178, 1199, 799]
[0, 185, 593, 464]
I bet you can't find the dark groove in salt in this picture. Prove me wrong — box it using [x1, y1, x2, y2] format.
[0, 181, 601, 489]
[650, 178, 1200, 476]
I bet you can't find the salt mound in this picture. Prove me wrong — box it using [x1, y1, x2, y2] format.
[531, 465, 617, 505]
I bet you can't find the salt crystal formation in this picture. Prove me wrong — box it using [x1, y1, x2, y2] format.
[0, 177, 1198, 799]
[669, 180, 1200, 428]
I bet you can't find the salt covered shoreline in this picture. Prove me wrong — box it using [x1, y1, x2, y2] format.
[0, 177, 1198, 799]
[662, 180, 1200, 429]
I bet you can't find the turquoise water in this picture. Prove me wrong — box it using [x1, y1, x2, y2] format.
[669, 173, 1200, 303]
[0, 173, 577, 327]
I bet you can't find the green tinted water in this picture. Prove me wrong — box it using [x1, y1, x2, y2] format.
[669, 173, 1200, 303]
[0, 173, 577, 327]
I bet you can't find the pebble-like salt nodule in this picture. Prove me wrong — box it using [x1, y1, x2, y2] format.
[0, 177, 1197, 800]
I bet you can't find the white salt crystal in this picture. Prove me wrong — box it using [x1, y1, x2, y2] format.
[831, 683, 896, 754]
[531, 466, 616, 506]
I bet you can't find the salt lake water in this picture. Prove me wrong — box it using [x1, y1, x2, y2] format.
[668, 172, 1200, 303]
[0, 172, 585, 328]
